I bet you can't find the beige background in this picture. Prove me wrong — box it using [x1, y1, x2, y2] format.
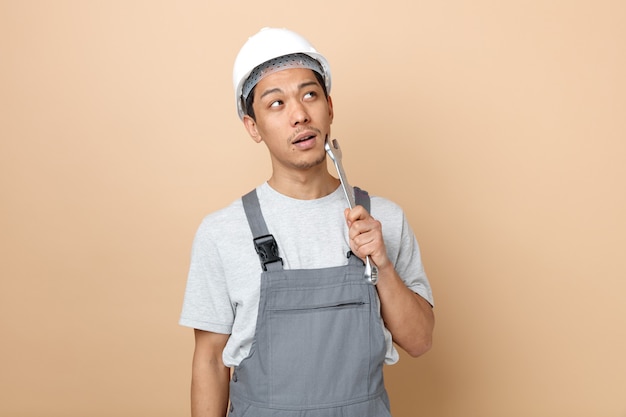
[1, 1, 625, 416]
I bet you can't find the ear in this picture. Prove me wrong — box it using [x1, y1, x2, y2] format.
[243, 115, 263, 143]
[327, 95, 334, 124]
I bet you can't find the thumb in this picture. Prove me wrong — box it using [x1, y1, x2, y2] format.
[344, 208, 352, 226]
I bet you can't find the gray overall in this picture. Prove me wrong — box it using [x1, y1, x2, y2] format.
[228, 188, 391, 417]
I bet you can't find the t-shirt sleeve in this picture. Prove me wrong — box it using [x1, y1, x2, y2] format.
[395, 212, 434, 307]
[179, 218, 234, 334]
[374, 197, 434, 307]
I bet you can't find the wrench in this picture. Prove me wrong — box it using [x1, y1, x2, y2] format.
[325, 137, 378, 285]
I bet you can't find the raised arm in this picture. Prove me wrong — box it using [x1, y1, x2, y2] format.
[345, 206, 434, 357]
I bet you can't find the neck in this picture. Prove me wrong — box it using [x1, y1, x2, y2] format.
[268, 169, 340, 200]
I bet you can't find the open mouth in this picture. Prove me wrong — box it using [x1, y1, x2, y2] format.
[293, 134, 316, 144]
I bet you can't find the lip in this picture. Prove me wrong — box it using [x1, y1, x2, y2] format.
[291, 130, 318, 145]
[291, 130, 319, 150]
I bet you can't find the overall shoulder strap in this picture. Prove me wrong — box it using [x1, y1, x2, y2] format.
[242, 189, 270, 237]
[354, 186, 371, 213]
[346, 186, 371, 264]
[242, 189, 283, 271]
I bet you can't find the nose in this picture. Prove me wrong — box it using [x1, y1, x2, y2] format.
[291, 102, 310, 126]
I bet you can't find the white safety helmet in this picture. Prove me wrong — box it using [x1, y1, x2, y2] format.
[233, 27, 332, 120]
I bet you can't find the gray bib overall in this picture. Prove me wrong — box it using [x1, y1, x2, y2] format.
[228, 188, 391, 417]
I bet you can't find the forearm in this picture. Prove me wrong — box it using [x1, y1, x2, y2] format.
[375, 262, 434, 357]
[191, 335, 231, 417]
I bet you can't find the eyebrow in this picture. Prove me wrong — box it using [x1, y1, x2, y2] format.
[258, 81, 320, 100]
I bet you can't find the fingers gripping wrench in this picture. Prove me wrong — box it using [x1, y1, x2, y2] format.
[325, 138, 378, 285]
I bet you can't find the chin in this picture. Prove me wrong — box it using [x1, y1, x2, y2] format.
[296, 153, 327, 170]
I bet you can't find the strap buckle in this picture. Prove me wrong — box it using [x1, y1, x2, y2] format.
[253, 234, 283, 271]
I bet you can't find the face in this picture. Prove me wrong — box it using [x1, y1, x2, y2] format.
[243, 68, 334, 173]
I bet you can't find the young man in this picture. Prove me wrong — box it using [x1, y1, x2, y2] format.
[180, 27, 434, 417]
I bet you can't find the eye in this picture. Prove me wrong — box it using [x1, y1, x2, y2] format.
[269, 99, 283, 108]
[304, 91, 317, 100]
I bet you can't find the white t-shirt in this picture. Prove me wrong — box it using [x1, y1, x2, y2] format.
[179, 182, 433, 366]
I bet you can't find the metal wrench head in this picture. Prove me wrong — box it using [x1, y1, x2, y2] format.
[324, 138, 342, 163]
[365, 258, 378, 285]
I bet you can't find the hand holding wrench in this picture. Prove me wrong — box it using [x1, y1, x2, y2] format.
[325, 138, 379, 285]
